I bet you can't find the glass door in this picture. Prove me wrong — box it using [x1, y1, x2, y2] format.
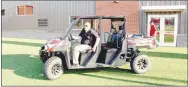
[148, 14, 178, 46]
[161, 15, 178, 46]
[148, 15, 162, 46]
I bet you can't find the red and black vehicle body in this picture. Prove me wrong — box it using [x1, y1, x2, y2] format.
[39, 16, 151, 80]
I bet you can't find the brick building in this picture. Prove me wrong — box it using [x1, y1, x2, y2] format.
[96, 1, 139, 34]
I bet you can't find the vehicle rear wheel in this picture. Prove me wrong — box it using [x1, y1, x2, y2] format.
[130, 53, 151, 74]
[43, 56, 63, 80]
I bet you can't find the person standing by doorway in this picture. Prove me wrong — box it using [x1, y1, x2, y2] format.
[150, 20, 159, 47]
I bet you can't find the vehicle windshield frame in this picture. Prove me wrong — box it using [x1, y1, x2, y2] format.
[61, 16, 126, 40]
[61, 18, 79, 39]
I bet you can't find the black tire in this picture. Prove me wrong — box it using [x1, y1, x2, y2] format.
[43, 56, 63, 80]
[130, 53, 151, 74]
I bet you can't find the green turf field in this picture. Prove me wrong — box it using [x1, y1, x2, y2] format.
[2, 38, 188, 86]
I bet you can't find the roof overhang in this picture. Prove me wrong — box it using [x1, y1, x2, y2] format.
[71, 16, 126, 19]
[142, 5, 187, 12]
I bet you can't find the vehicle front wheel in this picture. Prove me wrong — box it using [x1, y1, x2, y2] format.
[130, 53, 151, 74]
[43, 56, 63, 80]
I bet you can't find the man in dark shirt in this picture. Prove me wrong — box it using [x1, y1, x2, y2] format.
[72, 22, 100, 67]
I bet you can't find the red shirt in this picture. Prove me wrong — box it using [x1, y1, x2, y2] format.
[150, 25, 156, 37]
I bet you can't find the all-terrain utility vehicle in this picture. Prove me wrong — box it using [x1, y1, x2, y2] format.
[39, 16, 151, 80]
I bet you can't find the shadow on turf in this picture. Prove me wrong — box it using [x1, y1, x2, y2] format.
[77, 73, 171, 86]
[2, 54, 187, 85]
[2, 54, 46, 80]
[66, 68, 187, 85]
[2, 40, 43, 47]
[142, 51, 187, 59]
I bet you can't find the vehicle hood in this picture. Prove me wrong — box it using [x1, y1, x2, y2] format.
[44, 37, 66, 50]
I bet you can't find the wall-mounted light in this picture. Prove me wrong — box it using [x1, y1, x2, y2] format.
[114, 0, 119, 3]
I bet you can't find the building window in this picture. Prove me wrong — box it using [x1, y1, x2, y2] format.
[17, 5, 25, 15]
[17, 5, 33, 15]
[1, 9, 5, 16]
[26, 5, 33, 15]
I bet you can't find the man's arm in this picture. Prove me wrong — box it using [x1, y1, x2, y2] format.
[93, 37, 100, 49]
[91, 30, 100, 52]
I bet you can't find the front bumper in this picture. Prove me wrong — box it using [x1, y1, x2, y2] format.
[39, 50, 48, 63]
[39, 49, 58, 63]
